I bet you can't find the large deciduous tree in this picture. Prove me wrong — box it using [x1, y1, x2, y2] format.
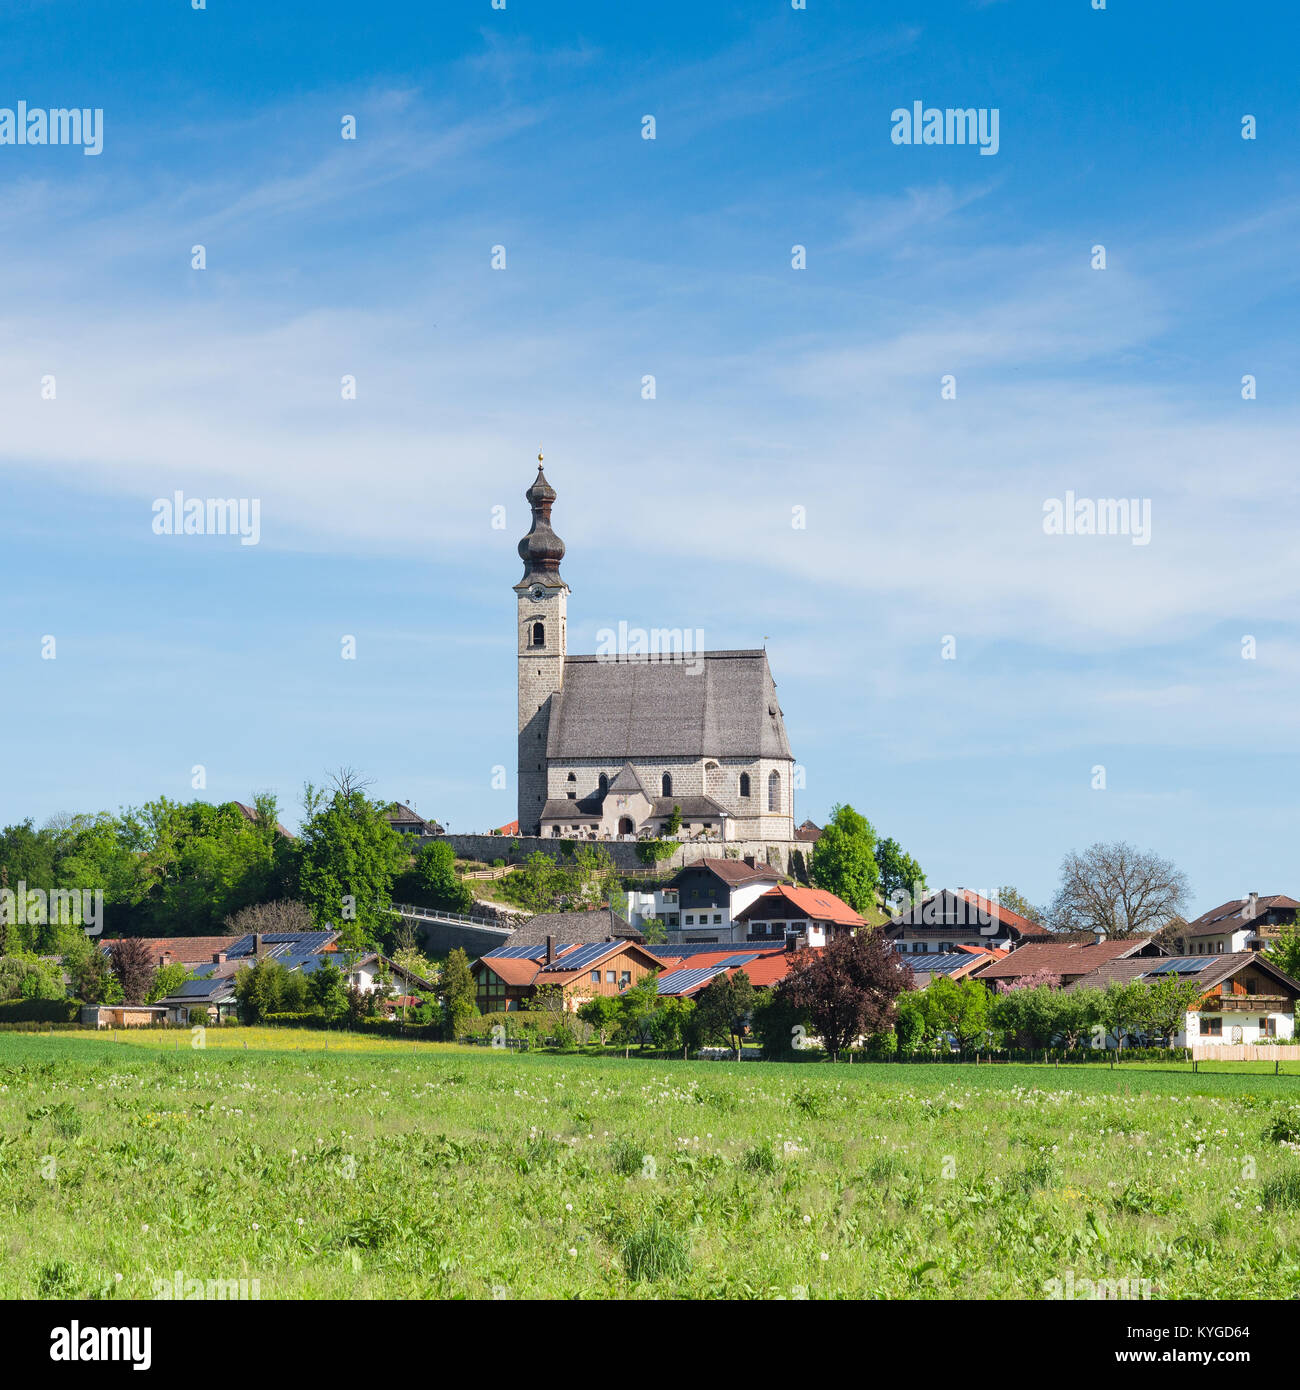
[296, 777, 411, 946]
[875, 837, 926, 913]
[777, 929, 910, 1060]
[1050, 841, 1190, 939]
[809, 805, 880, 915]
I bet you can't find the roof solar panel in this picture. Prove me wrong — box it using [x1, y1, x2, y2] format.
[540, 941, 612, 972]
[712, 953, 762, 969]
[656, 966, 726, 994]
[1146, 957, 1205, 974]
[483, 943, 546, 959]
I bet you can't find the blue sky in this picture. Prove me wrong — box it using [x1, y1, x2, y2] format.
[2, 0, 1297, 913]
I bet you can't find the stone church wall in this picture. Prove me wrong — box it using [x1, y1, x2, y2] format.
[444, 832, 807, 878]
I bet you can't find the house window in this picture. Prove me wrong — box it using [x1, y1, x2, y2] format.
[739, 772, 750, 798]
[1202, 1016, 1222, 1036]
[662, 773, 673, 796]
[713, 914, 722, 924]
[667, 914, 679, 927]
[768, 769, 780, 812]
[684, 915, 694, 925]
[590, 970, 600, 983]
[620, 971, 631, 986]
[1261, 1017, 1278, 1038]
[605, 970, 616, 983]
[940, 942, 954, 953]
[532, 621, 545, 646]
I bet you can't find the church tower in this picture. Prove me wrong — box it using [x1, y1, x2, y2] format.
[514, 453, 568, 835]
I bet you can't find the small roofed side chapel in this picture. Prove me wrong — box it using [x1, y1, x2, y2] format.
[514, 455, 796, 844]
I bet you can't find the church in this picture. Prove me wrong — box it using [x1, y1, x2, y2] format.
[515, 455, 796, 843]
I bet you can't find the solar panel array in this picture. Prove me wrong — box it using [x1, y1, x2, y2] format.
[908, 954, 975, 974]
[483, 943, 548, 960]
[712, 953, 763, 970]
[656, 967, 726, 995]
[225, 930, 337, 958]
[1145, 957, 1205, 975]
[538, 941, 611, 973]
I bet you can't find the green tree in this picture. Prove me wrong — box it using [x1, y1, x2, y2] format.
[1054, 988, 1101, 1050]
[690, 975, 736, 1049]
[146, 961, 195, 1004]
[1095, 978, 1148, 1050]
[728, 969, 757, 1055]
[1050, 841, 1191, 939]
[499, 852, 566, 913]
[664, 805, 683, 837]
[649, 996, 694, 1051]
[875, 837, 926, 912]
[1265, 917, 1300, 979]
[296, 778, 411, 945]
[306, 960, 347, 1021]
[440, 947, 476, 1040]
[809, 804, 880, 915]
[893, 991, 925, 1053]
[616, 972, 661, 1049]
[639, 915, 668, 945]
[923, 974, 993, 1050]
[414, 840, 475, 915]
[1137, 977, 1205, 1047]
[751, 986, 811, 1060]
[0, 951, 66, 1002]
[64, 939, 117, 1004]
[577, 994, 621, 1045]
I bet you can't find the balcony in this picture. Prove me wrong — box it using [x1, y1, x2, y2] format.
[1205, 994, 1288, 1013]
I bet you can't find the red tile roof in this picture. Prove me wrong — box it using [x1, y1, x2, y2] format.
[737, 885, 866, 928]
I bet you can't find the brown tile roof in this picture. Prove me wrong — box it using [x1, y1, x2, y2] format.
[671, 857, 784, 888]
[794, 820, 822, 842]
[99, 936, 236, 964]
[973, 936, 1158, 982]
[1181, 895, 1300, 939]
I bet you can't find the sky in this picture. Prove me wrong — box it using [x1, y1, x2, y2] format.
[1, 0, 1297, 915]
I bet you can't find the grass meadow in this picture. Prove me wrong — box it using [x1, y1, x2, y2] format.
[3, 1028, 1300, 1299]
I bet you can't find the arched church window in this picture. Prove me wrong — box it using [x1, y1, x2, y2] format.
[768, 769, 780, 812]
[739, 772, 750, 798]
[532, 621, 545, 646]
[598, 773, 609, 796]
[661, 773, 672, 797]
[567, 772, 576, 782]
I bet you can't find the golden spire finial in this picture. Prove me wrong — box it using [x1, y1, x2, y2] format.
[538, 446, 544, 465]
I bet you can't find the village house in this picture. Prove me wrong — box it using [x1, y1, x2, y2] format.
[625, 857, 787, 942]
[473, 935, 663, 1013]
[732, 884, 865, 948]
[1168, 893, 1299, 956]
[885, 889, 1053, 954]
[895, 945, 1007, 987]
[1064, 952, 1300, 1047]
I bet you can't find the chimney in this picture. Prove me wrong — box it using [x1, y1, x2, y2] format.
[1092, 928, 1108, 946]
[545, 934, 555, 965]
[254, 933, 267, 959]
[212, 951, 227, 965]
[743, 855, 757, 869]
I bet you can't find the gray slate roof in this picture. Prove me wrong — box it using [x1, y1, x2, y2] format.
[546, 652, 792, 761]
[505, 908, 641, 947]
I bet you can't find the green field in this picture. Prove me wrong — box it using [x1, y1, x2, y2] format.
[3, 1029, 1300, 1299]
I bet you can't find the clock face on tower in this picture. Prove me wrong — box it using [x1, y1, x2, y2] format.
[530, 585, 545, 599]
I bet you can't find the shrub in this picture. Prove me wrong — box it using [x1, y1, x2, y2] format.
[0, 998, 80, 1023]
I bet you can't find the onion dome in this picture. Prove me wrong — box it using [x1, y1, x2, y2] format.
[517, 451, 566, 585]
